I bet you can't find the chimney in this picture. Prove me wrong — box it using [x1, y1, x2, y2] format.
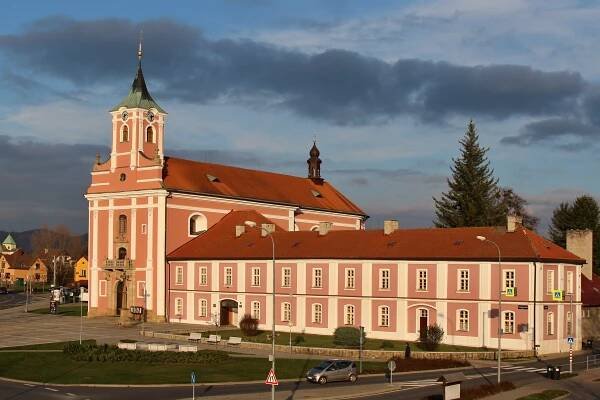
[235, 225, 246, 238]
[384, 220, 399, 235]
[261, 223, 276, 237]
[566, 229, 593, 280]
[318, 222, 333, 236]
[507, 214, 523, 232]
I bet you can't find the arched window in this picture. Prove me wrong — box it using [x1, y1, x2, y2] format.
[379, 306, 390, 327]
[118, 247, 127, 260]
[282, 302, 291, 322]
[189, 213, 207, 235]
[503, 311, 515, 334]
[313, 303, 322, 324]
[118, 215, 127, 235]
[121, 125, 129, 142]
[458, 309, 469, 331]
[547, 312, 554, 335]
[146, 126, 154, 143]
[251, 301, 260, 320]
[344, 304, 355, 325]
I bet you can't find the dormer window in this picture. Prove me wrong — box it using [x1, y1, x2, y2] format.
[146, 126, 154, 143]
[189, 213, 208, 236]
[206, 174, 219, 182]
[311, 190, 322, 198]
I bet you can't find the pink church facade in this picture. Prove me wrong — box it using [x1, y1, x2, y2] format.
[87, 52, 584, 355]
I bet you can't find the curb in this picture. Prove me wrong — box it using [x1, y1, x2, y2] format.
[0, 366, 471, 388]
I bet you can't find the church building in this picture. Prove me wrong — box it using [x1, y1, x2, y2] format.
[87, 48, 584, 354]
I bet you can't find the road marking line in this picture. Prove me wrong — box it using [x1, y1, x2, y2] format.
[517, 367, 538, 371]
[66, 393, 76, 397]
[533, 368, 548, 373]
[502, 366, 522, 369]
[23, 383, 35, 387]
[44, 387, 59, 392]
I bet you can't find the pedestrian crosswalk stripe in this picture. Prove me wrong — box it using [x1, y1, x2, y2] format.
[502, 366, 522, 369]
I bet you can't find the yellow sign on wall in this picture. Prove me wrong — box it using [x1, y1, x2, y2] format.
[505, 287, 516, 297]
[552, 290, 564, 301]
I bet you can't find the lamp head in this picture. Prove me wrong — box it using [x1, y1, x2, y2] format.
[476, 235, 486, 241]
[244, 220, 257, 228]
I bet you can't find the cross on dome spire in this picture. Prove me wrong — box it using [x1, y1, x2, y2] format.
[138, 30, 143, 62]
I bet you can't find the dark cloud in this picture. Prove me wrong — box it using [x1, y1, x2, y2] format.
[331, 168, 445, 185]
[501, 118, 598, 146]
[0, 17, 588, 127]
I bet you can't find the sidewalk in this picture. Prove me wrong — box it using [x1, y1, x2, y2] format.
[484, 367, 600, 400]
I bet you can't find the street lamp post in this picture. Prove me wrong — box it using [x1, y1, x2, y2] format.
[476, 235, 502, 384]
[245, 221, 276, 400]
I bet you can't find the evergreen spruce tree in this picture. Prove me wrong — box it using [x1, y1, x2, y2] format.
[433, 120, 504, 227]
[549, 195, 600, 274]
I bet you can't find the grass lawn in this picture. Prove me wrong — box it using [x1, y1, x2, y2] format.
[0, 350, 385, 384]
[204, 329, 486, 352]
[516, 390, 569, 400]
[30, 303, 87, 317]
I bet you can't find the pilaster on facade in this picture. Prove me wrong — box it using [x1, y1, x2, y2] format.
[108, 199, 114, 259]
[437, 263, 447, 299]
[211, 262, 219, 292]
[398, 262, 408, 298]
[187, 261, 194, 291]
[362, 263, 372, 297]
[266, 262, 273, 295]
[186, 291, 194, 322]
[288, 210, 295, 231]
[297, 295, 306, 330]
[131, 198, 137, 258]
[156, 194, 167, 317]
[297, 262, 306, 295]
[330, 262, 339, 296]
[328, 297, 337, 330]
[436, 301, 448, 335]
[238, 262, 246, 293]
[558, 264, 565, 291]
[480, 263, 491, 300]
[479, 302, 491, 348]
[146, 197, 154, 311]
[91, 200, 99, 308]
[397, 299, 408, 341]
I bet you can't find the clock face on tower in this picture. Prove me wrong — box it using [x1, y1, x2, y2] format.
[121, 111, 128, 121]
[146, 111, 155, 122]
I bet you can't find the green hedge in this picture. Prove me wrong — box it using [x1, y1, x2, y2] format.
[63, 343, 229, 364]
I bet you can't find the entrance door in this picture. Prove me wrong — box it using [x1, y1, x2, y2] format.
[419, 309, 428, 339]
[116, 280, 124, 315]
[118, 247, 127, 260]
[220, 299, 238, 326]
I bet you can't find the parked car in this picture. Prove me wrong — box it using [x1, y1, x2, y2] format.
[0, 287, 8, 294]
[306, 359, 358, 384]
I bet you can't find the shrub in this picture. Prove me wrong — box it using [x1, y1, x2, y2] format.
[459, 381, 515, 400]
[239, 314, 259, 336]
[293, 335, 305, 345]
[418, 323, 444, 351]
[333, 327, 366, 348]
[380, 340, 394, 349]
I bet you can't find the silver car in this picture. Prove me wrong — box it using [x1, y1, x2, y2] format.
[306, 359, 358, 384]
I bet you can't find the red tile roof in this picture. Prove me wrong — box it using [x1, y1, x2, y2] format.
[1, 250, 34, 270]
[168, 210, 585, 264]
[582, 274, 600, 307]
[162, 157, 366, 217]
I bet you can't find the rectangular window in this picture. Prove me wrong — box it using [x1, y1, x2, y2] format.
[458, 310, 469, 331]
[80, 269, 87, 278]
[566, 271, 574, 295]
[503, 312, 515, 334]
[344, 305, 355, 325]
[282, 303, 292, 322]
[199, 299, 208, 317]
[345, 268, 355, 289]
[547, 312, 554, 335]
[567, 311, 573, 336]
[379, 306, 390, 327]
[176, 266, 184, 285]
[380, 269, 390, 290]
[458, 269, 470, 292]
[137, 281, 146, 298]
[252, 301, 260, 320]
[225, 267, 233, 287]
[282, 267, 291, 288]
[175, 298, 183, 316]
[313, 303, 322, 324]
[252, 267, 261, 287]
[99, 280, 107, 297]
[504, 270, 515, 291]
[313, 268, 322, 288]
[547, 270, 555, 294]
[199, 267, 208, 286]
[417, 269, 428, 291]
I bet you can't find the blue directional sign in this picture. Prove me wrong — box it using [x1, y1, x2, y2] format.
[191, 371, 196, 384]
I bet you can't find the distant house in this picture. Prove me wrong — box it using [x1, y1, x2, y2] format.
[0, 251, 48, 286]
[1, 234, 18, 255]
[75, 256, 88, 287]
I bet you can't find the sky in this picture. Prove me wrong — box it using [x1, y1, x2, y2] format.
[1, 0, 599, 235]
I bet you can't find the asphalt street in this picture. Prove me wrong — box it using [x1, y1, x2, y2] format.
[1, 353, 598, 400]
[0, 292, 46, 310]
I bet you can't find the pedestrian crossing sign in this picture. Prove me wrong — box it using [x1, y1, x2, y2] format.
[505, 287, 516, 297]
[265, 368, 279, 386]
[552, 290, 564, 301]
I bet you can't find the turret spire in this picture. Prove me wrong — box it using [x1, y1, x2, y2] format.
[307, 140, 322, 182]
[138, 31, 143, 62]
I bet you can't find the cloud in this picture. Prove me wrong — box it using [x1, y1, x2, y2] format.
[501, 118, 598, 146]
[0, 16, 588, 127]
[331, 167, 445, 186]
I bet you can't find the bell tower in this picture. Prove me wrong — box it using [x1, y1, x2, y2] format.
[307, 141, 322, 182]
[108, 40, 167, 171]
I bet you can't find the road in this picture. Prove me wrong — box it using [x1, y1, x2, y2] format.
[0, 292, 46, 310]
[1, 353, 598, 400]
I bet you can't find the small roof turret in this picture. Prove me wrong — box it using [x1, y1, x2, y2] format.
[2, 234, 16, 246]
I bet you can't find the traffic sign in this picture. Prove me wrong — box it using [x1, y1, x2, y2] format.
[567, 337, 574, 345]
[191, 371, 196, 384]
[265, 368, 279, 386]
[505, 287, 516, 297]
[388, 360, 396, 371]
[552, 290, 564, 301]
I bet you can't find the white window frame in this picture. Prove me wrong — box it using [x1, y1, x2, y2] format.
[458, 269, 470, 292]
[282, 267, 291, 288]
[344, 304, 355, 325]
[281, 302, 292, 322]
[175, 266, 184, 285]
[224, 267, 233, 287]
[313, 303, 323, 324]
[175, 297, 183, 316]
[504, 270, 515, 291]
[547, 311, 554, 335]
[547, 270, 555, 294]
[503, 311, 515, 334]
[417, 269, 428, 291]
[199, 266, 208, 286]
[313, 268, 322, 288]
[251, 301, 260, 320]
[379, 305, 390, 327]
[120, 124, 129, 142]
[566, 271, 574, 295]
[252, 267, 261, 287]
[199, 299, 208, 317]
[380, 269, 390, 290]
[188, 213, 207, 237]
[137, 281, 146, 298]
[99, 280, 107, 297]
[458, 309, 469, 331]
[345, 268, 355, 289]
[566, 311, 573, 336]
[141, 223, 147, 235]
